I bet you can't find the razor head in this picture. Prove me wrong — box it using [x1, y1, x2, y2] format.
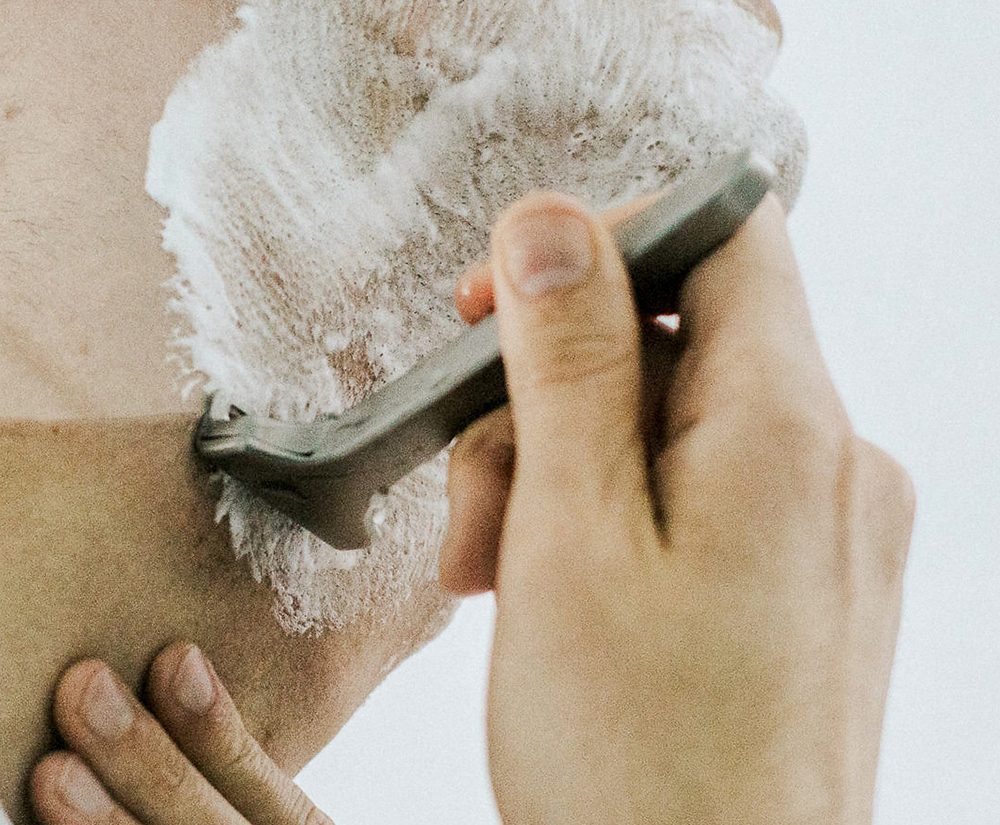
[195, 406, 378, 549]
[194, 313, 507, 550]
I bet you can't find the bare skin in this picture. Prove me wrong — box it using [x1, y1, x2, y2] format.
[0, 2, 234, 419]
[0, 412, 451, 824]
[1, 1, 789, 822]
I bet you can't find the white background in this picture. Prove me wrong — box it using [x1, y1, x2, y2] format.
[298, 3, 1000, 822]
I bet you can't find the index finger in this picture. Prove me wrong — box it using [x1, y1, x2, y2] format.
[672, 191, 840, 428]
[145, 643, 335, 825]
[679, 191, 815, 365]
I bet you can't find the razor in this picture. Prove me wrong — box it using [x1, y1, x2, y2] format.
[193, 146, 776, 548]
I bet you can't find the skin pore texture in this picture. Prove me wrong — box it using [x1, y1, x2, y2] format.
[1, 0, 786, 821]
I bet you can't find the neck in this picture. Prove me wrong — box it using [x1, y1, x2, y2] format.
[1, 8, 457, 819]
[0, 414, 420, 823]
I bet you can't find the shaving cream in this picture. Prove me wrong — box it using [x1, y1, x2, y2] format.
[146, 0, 808, 634]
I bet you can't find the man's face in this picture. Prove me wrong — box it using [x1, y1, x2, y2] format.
[146, 0, 807, 636]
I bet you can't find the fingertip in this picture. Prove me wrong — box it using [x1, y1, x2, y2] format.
[439, 409, 514, 594]
[52, 660, 107, 735]
[148, 641, 221, 721]
[31, 750, 116, 822]
[439, 533, 495, 596]
[439, 481, 493, 596]
[454, 270, 474, 309]
[146, 640, 197, 702]
[29, 750, 71, 817]
[489, 191, 595, 290]
[454, 263, 494, 325]
[439, 462, 505, 596]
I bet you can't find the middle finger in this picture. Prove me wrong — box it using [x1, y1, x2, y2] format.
[52, 660, 248, 825]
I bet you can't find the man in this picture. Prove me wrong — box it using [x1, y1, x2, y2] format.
[5, 2, 893, 823]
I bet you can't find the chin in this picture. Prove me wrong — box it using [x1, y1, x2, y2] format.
[212, 448, 457, 635]
[376, 576, 463, 682]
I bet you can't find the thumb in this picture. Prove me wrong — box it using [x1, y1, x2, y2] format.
[489, 190, 647, 505]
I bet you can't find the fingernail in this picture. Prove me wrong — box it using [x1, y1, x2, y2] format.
[58, 758, 115, 816]
[173, 646, 216, 715]
[500, 201, 594, 298]
[81, 668, 134, 741]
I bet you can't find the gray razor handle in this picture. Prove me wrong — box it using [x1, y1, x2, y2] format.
[195, 147, 776, 548]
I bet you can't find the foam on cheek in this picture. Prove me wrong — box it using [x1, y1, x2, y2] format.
[145, 0, 808, 635]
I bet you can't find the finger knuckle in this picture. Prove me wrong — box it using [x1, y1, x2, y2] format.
[870, 444, 917, 526]
[780, 400, 848, 461]
[749, 389, 853, 488]
[451, 413, 513, 472]
[287, 790, 334, 825]
[155, 745, 198, 798]
[855, 438, 917, 580]
[520, 323, 633, 394]
[218, 731, 262, 776]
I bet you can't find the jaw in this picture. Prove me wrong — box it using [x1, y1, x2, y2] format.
[254, 583, 460, 773]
